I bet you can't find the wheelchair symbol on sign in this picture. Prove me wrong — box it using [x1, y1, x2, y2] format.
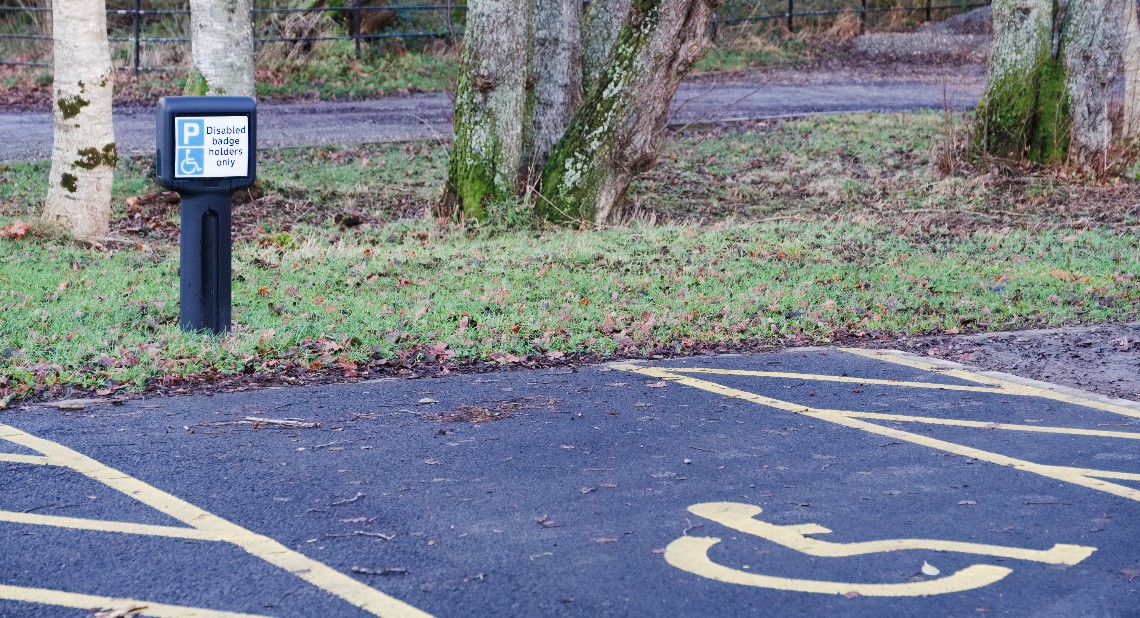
[179, 148, 204, 176]
[665, 502, 1096, 597]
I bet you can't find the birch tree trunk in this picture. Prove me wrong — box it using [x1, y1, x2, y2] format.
[439, 0, 531, 220]
[581, 0, 633, 95]
[42, 0, 116, 240]
[973, 0, 1059, 161]
[1062, 0, 1124, 173]
[1122, 0, 1140, 140]
[538, 0, 721, 224]
[524, 0, 582, 181]
[186, 0, 255, 97]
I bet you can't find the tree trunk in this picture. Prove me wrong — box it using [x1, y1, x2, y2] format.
[42, 0, 116, 240]
[581, 0, 633, 95]
[1062, 0, 1125, 173]
[524, 0, 582, 182]
[538, 0, 720, 224]
[974, 0, 1060, 162]
[439, 0, 531, 220]
[1122, 0, 1140, 140]
[186, 0, 256, 97]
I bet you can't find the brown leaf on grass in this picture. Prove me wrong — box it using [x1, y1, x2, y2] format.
[0, 220, 30, 239]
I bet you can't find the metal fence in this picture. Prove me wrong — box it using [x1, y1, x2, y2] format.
[0, 0, 989, 75]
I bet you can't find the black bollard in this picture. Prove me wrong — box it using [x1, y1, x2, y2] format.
[155, 96, 256, 335]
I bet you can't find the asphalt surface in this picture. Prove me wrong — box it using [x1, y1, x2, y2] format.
[0, 77, 984, 163]
[1, 348, 1138, 617]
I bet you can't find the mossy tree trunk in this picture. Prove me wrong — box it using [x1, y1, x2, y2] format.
[1063, 0, 1125, 173]
[581, 0, 633, 94]
[43, 0, 116, 240]
[438, 0, 531, 220]
[524, 0, 582, 183]
[537, 0, 721, 224]
[976, 0, 1127, 174]
[1121, 0, 1140, 140]
[187, 0, 255, 97]
[973, 0, 1060, 162]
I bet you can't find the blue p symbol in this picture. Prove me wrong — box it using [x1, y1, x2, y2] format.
[176, 118, 204, 147]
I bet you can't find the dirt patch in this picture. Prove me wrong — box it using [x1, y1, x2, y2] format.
[890, 322, 1140, 401]
[428, 397, 559, 423]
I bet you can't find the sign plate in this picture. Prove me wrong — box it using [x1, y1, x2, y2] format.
[174, 115, 250, 179]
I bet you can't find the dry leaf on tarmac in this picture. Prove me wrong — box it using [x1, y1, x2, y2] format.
[537, 515, 560, 528]
[91, 606, 147, 618]
[418, 397, 439, 404]
[843, 591, 861, 599]
[591, 537, 618, 543]
[921, 561, 940, 577]
[646, 381, 668, 388]
[958, 500, 978, 505]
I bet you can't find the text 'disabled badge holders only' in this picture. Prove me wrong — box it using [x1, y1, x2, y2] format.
[156, 96, 257, 334]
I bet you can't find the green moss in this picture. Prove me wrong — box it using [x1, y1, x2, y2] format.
[57, 95, 89, 120]
[538, 0, 661, 223]
[184, 68, 210, 96]
[60, 173, 78, 193]
[1028, 58, 1069, 164]
[440, 68, 502, 221]
[72, 143, 118, 170]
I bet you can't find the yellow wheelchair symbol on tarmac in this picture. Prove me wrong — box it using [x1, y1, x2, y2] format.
[665, 503, 1096, 597]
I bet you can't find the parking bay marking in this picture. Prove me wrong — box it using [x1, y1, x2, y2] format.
[665, 502, 1096, 597]
[0, 422, 433, 618]
[612, 355, 1140, 504]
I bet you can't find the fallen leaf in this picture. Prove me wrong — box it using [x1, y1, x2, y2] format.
[958, 500, 978, 505]
[921, 561, 940, 577]
[646, 381, 668, 388]
[536, 515, 559, 528]
[1119, 568, 1140, 582]
[843, 591, 861, 599]
[651, 547, 667, 554]
[0, 220, 30, 239]
[591, 537, 618, 543]
[579, 486, 596, 494]
[418, 398, 439, 405]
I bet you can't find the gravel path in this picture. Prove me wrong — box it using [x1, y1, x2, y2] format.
[0, 71, 983, 163]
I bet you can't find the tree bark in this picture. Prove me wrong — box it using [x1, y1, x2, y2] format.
[524, 0, 582, 182]
[974, 0, 1060, 161]
[581, 0, 633, 95]
[439, 0, 531, 220]
[1122, 0, 1140, 140]
[1062, 0, 1125, 173]
[42, 0, 116, 240]
[539, 0, 720, 224]
[186, 0, 256, 97]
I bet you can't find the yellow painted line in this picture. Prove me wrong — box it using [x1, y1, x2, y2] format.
[838, 348, 1140, 421]
[0, 422, 433, 618]
[0, 583, 270, 617]
[611, 364, 1140, 503]
[0, 510, 223, 541]
[0, 453, 53, 465]
[664, 367, 1010, 393]
[836, 410, 1140, 440]
[665, 536, 1014, 596]
[687, 502, 1095, 564]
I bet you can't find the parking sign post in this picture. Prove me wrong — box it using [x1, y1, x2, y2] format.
[156, 96, 256, 334]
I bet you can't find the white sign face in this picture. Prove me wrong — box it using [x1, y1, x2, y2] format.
[174, 115, 250, 179]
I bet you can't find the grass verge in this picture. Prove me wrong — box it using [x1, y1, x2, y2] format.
[1, 111, 1138, 403]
